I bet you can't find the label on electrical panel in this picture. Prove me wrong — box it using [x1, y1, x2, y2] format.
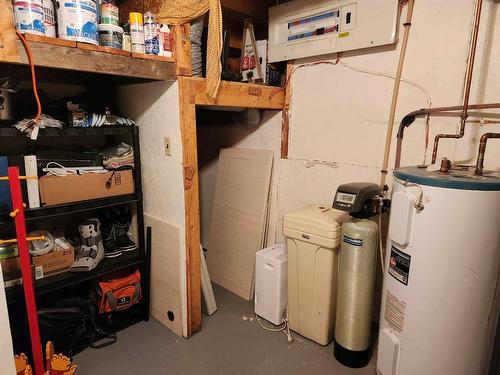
[388, 245, 411, 285]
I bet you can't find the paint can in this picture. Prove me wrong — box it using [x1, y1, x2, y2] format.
[56, 0, 98, 45]
[100, 2, 119, 26]
[42, 0, 56, 37]
[129, 12, 145, 54]
[13, 0, 46, 36]
[143, 11, 159, 55]
[98, 23, 123, 49]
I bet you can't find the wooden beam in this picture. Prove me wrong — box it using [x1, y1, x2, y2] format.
[173, 24, 192, 77]
[178, 76, 202, 338]
[188, 77, 285, 109]
[4, 39, 176, 81]
[0, 0, 19, 62]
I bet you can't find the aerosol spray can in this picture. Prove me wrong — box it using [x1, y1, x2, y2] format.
[129, 12, 145, 54]
[143, 11, 159, 55]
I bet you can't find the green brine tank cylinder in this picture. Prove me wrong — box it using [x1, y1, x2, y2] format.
[334, 217, 378, 368]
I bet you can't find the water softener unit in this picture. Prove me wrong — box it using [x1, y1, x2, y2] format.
[333, 182, 381, 367]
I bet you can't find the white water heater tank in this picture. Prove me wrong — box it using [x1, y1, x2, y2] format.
[378, 167, 500, 375]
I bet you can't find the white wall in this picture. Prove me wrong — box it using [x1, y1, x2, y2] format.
[0, 271, 15, 375]
[116, 81, 187, 336]
[275, 0, 500, 240]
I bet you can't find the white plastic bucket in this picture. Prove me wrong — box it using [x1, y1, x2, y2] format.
[13, 0, 46, 36]
[56, 0, 98, 45]
[98, 23, 123, 49]
[100, 3, 119, 26]
[42, 0, 56, 37]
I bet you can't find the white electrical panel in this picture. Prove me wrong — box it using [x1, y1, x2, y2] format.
[268, 0, 400, 62]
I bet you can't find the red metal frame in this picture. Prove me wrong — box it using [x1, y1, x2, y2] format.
[8, 167, 45, 375]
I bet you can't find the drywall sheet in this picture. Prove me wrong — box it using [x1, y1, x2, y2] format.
[0, 268, 15, 375]
[145, 215, 183, 336]
[207, 148, 274, 300]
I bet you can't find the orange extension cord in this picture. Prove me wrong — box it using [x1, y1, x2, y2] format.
[15, 31, 42, 125]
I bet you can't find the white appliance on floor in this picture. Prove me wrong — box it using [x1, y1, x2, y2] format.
[377, 167, 500, 375]
[254, 244, 287, 326]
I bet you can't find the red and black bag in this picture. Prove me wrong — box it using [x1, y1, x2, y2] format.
[97, 269, 142, 314]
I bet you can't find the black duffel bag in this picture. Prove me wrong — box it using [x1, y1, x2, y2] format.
[38, 298, 116, 356]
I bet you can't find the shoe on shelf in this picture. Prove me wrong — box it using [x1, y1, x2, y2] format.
[70, 218, 105, 272]
[100, 211, 123, 258]
[112, 206, 137, 252]
[101, 142, 134, 170]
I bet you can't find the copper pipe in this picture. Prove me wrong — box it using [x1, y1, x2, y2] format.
[431, 0, 483, 164]
[474, 133, 500, 175]
[395, 103, 500, 169]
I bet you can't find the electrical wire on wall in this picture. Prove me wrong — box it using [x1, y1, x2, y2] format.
[270, 56, 433, 166]
[15, 31, 42, 139]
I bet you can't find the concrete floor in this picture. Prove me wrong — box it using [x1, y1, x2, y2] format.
[75, 285, 376, 375]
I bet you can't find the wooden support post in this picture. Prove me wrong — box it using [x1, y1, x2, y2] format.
[173, 24, 192, 77]
[0, 0, 19, 62]
[178, 77, 201, 337]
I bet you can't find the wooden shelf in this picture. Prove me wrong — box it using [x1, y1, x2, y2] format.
[187, 77, 285, 110]
[1, 35, 176, 82]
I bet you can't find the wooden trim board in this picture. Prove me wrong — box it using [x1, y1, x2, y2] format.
[200, 246, 217, 316]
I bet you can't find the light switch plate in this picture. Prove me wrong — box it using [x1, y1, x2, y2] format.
[164, 136, 172, 156]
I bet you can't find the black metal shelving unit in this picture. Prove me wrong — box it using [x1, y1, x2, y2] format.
[0, 125, 150, 353]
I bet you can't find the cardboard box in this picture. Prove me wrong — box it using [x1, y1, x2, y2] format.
[31, 246, 74, 280]
[39, 170, 134, 206]
[1, 257, 22, 287]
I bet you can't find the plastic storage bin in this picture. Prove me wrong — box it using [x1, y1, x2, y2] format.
[283, 204, 344, 345]
[254, 244, 287, 325]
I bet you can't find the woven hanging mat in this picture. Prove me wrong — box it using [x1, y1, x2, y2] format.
[157, 0, 222, 98]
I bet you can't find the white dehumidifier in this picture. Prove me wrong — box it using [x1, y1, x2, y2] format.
[254, 244, 287, 325]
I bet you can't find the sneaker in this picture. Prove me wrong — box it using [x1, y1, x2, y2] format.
[70, 218, 105, 272]
[101, 142, 134, 170]
[100, 211, 123, 258]
[112, 206, 137, 252]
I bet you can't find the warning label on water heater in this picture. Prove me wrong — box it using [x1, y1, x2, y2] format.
[385, 290, 406, 334]
[389, 246, 411, 285]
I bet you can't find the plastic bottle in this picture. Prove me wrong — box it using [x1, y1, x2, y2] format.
[122, 22, 131, 52]
[129, 12, 145, 54]
[143, 11, 159, 55]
